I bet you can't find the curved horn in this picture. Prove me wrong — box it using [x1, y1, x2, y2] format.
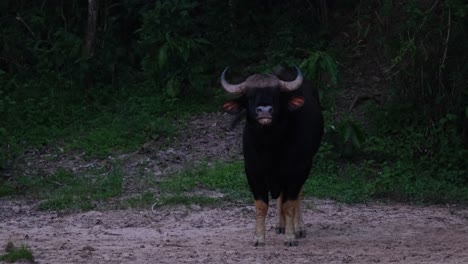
[221, 67, 246, 94]
[279, 65, 303, 92]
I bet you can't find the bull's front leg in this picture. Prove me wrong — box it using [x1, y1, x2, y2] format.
[282, 199, 299, 246]
[254, 200, 269, 246]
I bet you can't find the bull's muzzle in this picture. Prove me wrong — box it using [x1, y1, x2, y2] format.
[256, 106, 273, 126]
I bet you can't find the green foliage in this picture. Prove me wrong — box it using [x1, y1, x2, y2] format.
[306, 96, 467, 203]
[300, 50, 367, 158]
[138, 0, 211, 98]
[327, 115, 367, 158]
[300, 51, 339, 87]
[366, 102, 466, 167]
[0, 0, 328, 168]
[0, 0, 466, 207]
[357, 102, 468, 202]
[382, 0, 467, 121]
[307, 0, 468, 203]
[0, 242, 34, 263]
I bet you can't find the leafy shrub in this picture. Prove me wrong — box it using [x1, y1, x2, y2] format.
[300, 50, 339, 87]
[138, 0, 211, 98]
[383, 0, 467, 122]
[328, 115, 366, 158]
[301, 50, 367, 158]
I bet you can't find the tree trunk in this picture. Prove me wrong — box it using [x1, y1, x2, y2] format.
[318, 0, 328, 28]
[85, 0, 98, 58]
[84, 0, 98, 91]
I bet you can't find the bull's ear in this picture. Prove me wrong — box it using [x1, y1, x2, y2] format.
[288, 96, 305, 111]
[223, 100, 243, 114]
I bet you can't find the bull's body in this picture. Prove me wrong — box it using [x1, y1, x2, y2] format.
[222, 66, 323, 246]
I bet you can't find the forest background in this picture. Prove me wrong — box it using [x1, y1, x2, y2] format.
[0, 0, 467, 207]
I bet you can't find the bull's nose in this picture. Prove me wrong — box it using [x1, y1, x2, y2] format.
[256, 106, 273, 115]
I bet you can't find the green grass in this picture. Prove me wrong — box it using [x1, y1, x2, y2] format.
[305, 141, 468, 204]
[1, 161, 249, 211]
[302, 102, 468, 204]
[0, 166, 123, 210]
[159, 162, 251, 202]
[151, 148, 467, 206]
[127, 148, 467, 208]
[305, 160, 376, 203]
[64, 116, 174, 158]
[0, 87, 220, 167]
[0, 181, 16, 197]
[0, 242, 34, 263]
[126, 162, 251, 208]
[125, 191, 159, 208]
[3, 148, 465, 211]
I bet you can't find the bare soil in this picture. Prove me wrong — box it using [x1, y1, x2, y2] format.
[1, 199, 468, 264]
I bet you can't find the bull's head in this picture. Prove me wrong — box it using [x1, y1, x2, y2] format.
[221, 66, 305, 126]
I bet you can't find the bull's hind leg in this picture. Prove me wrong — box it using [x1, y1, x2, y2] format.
[254, 200, 269, 246]
[294, 188, 306, 238]
[275, 193, 285, 234]
[282, 199, 299, 246]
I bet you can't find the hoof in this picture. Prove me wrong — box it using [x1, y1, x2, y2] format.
[284, 240, 299, 247]
[253, 235, 265, 247]
[295, 230, 306, 238]
[275, 227, 285, 234]
[254, 241, 265, 247]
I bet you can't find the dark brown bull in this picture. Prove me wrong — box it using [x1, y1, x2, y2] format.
[221, 66, 324, 246]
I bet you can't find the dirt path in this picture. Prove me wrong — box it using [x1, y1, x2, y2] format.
[1, 199, 468, 264]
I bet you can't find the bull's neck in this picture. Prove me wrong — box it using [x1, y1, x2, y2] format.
[246, 120, 286, 142]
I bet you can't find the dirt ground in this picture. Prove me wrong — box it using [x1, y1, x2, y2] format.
[1, 199, 468, 264]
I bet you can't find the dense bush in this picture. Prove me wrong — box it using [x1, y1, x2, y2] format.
[138, 1, 211, 98]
